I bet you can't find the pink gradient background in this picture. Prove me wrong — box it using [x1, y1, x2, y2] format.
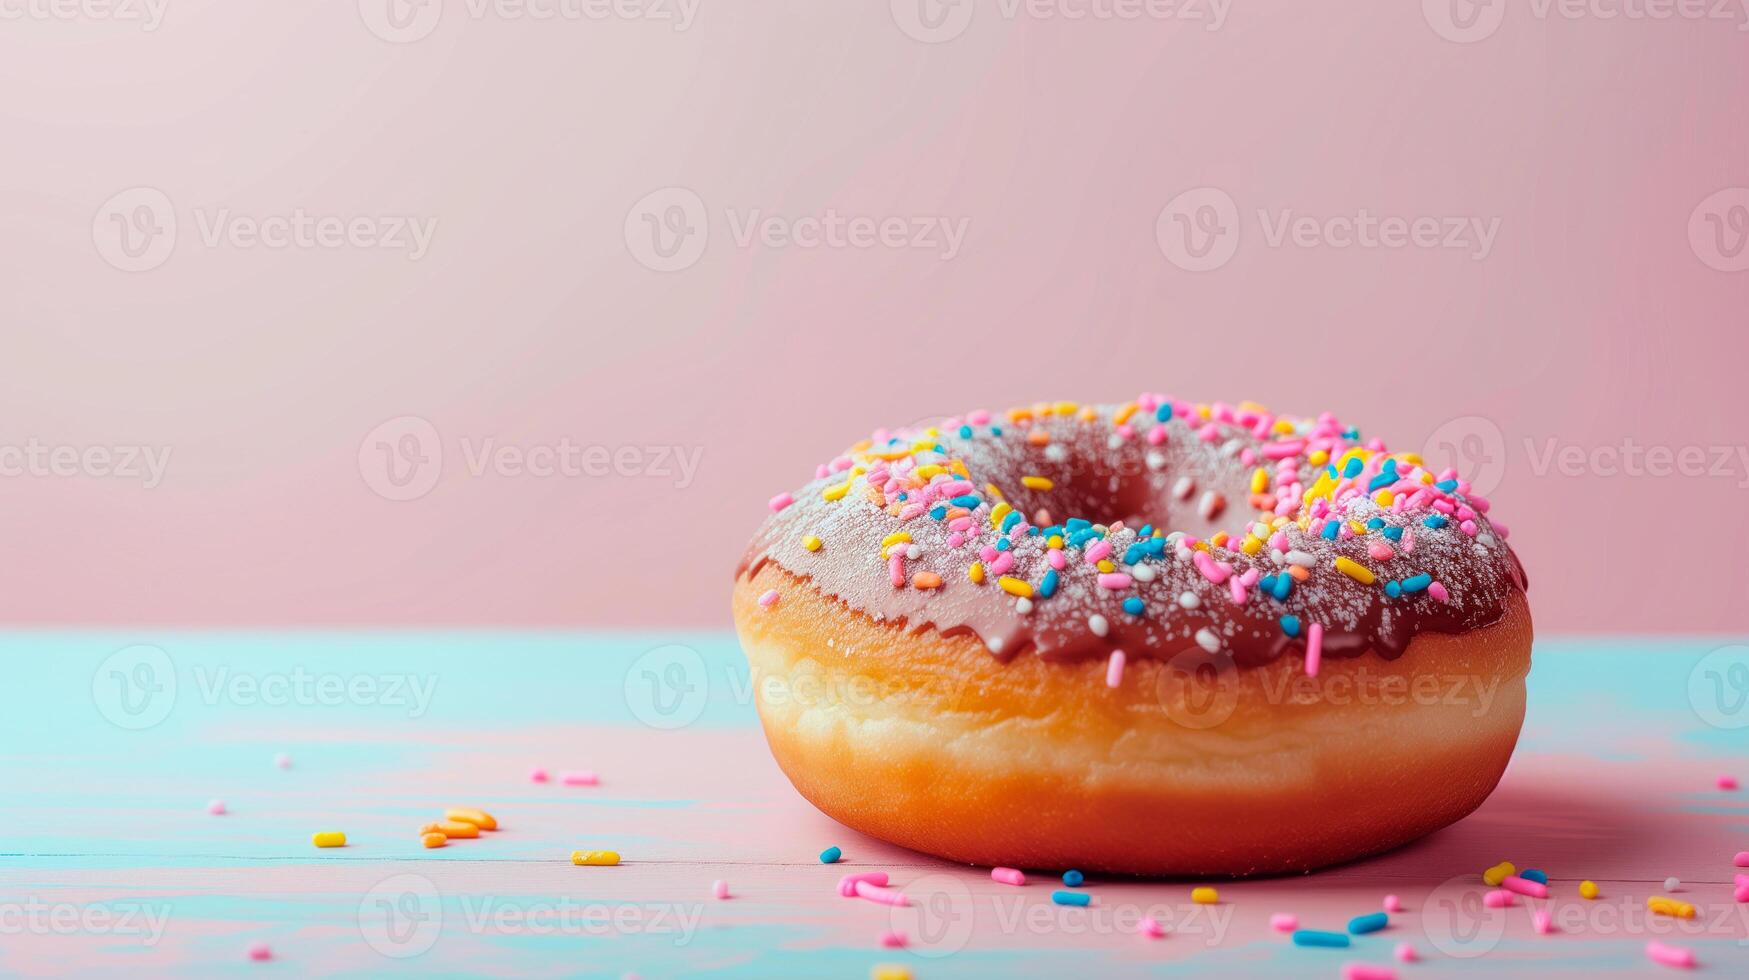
[1, 2, 1746, 629]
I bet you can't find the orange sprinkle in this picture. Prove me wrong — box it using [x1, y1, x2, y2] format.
[1113, 403, 1139, 425]
[913, 572, 943, 590]
[1027, 428, 1051, 446]
[422, 832, 448, 848]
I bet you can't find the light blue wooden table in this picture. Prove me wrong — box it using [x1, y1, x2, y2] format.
[3, 633, 1747, 977]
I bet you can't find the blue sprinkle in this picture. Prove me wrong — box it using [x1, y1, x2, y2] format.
[932, 444, 946, 454]
[1435, 479, 1459, 492]
[995, 538, 1011, 552]
[1343, 427, 1360, 439]
[1137, 525, 1153, 538]
[895, 492, 907, 501]
[1382, 526, 1404, 542]
[1260, 574, 1276, 593]
[1122, 597, 1145, 616]
[819, 846, 841, 864]
[1292, 930, 1350, 948]
[928, 506, 947, 520]
[1347, 912, 1388, 935]
[958, 425, 973, 439]
[1321, 521, 1340, 541]
[951, 495, 981, 508]
[1401, 574, 1432, 593]
[1123, 543, 1146, 565]
[1521, 868, 1548, 885]
[1280, 615, 1301, 638]
[1156, 404, 1173, 422]
[1144, 538, 1166, 557]
[1051, 890, 1090, 907]
[1069, 529, 1102, 547]
[1039, 569, 1059, 598]
[990, 427, 1002, 436]
[1385, 581, 1402, 598]
[1062, 869, 1084, 887]
[1366, 517, 1386, 530]
[1027, 526, 1042, 536]
[1423, 514, 1448, 529]
[1367, 461, 1399, 493]
[1066, 518, 1092, 533]
[1272, 574, 1293, 601]
[1342, 457, 1364, 479]
[1001, 511, 1022, 532]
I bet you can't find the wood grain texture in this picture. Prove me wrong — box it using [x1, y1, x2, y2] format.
[3, 632, 1746, 977]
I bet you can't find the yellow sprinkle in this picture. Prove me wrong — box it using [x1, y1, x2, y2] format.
[997, 576, 1033, 598]
[1191, 886, 1218, 904]
[916, 464, 945, 479]
[871, 447, 911, 461]
[1241, 535, 1263, 556]
[1420, 470, 1435, 484]
[879, 532, 912, 558]
[822, 480, 852, 502]
[1350, 521, 1367, 535]
[1308, 449, 1329, 466]
[1578, 880, 1599, 900]
[1053, 401, 1078, 416]
[990, 501, 1013, 528]
[923, 427, 939, 438]
[571, 850, 620, 866]
[1482, 861, 1515, 887]
[1335, 557, 1376, 585]
[1647, 896, 1694, 918]
[871, 967, 912, 980]
[1272, 418, 1294, 434]
[1021, 475, 1053, 491]
[1113, 403, 1139, 425]
[312, 832, 346, 848]
[950, 459, 970, 478]
[986, 483, 1007, 501]
[1250, 468, 1270, 495]
[969, 562, 986, 584]
[1399, 452, 1424, 466]
[1374, 489, 1394, 507]
[909, 440, 936, 453]
[1096, 559, 1115, 573]
[1047, 535, 1064, 549]
[803, 535, 822, 552]
[1210, 531, 1229, 548]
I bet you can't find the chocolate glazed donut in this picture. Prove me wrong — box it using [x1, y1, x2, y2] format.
[734, 397, 1530, 876]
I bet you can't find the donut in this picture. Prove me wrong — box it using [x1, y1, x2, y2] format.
[733, 397, 1530, 876]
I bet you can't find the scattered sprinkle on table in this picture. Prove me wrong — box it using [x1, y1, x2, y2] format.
[560, 771, 599, 786]
[274, 753, 292, 769]
[712, 880, 729, 900]
[991, 867, 1026, 886]
[819, 846, 842, 863]
[247, 943, 271, 962]
[838, 872, 888, 896]
[421, 833, 447, 849]
[1341, 965, 1396, 980]
[1191, 886, 1217, 904]
[1348, 911, 1388, 934]
[208, 799, 226, 815]
[1482, 860, 1514, 886]
[870, 966, 911, 980]
[1579, 879, 1600, 899]
[571, 850, 620, 866]
[1062, 869, 1084, 887]
[1292, 929, 1349, 948]
[1646, 940, 1697, 969]
[1382, 894, 1401, 912]
[311, 832, 345, 848]
[1051, 890, 1090, 907]
[879, 930, 906, 948]
[1519, 868, 1547, 885]
[445, 807, 497, 830]
[1394, 943, 1417, 962]
[529, 767, 549, 782]
[421, 821, 478, 839]
[1269, 913, 1298, 932]
[1663, 876, 1680, 891]
[1719, 775, 1739, 791]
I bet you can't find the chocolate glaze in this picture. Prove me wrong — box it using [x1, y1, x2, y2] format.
[737, 405, 1527, 669]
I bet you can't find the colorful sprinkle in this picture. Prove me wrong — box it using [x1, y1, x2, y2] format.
[820, 846, 842, 864]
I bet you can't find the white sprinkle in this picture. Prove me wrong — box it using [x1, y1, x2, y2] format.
[1172, 476, 1195, 500]
[1179, 591, 1200, 610]
[1015, 597, 1033, 614]
[1478, 533, 1497, 547]
[1198, 491, 1224, 520]
[987, 637, 1004, 654]
[1106, 434, 1125, 450]
[1285, 549, 1316, 568]
[1145, 451, 1167, 471]
[1045, 444, 1068, 463]
[1088, 614, 1110, 637]
[906, 544, 921, 560]
[1131, 564, 1156, 583]
[1664, 877, 1680, 891]
[1195, 628, 1221, 653]
[1219, 438, 1243, 457]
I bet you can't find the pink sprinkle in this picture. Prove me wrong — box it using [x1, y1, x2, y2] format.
[1341, 965, 1396, 980]
[560, 771, 599, 786]
[1394, 943, 1417, 963]
[208, 799, 227, 815]
[968, 409, 990, 425]
[1383, 894, 1401, 913]
[1646, 940, 1697, 969]
[1736, 851, 1749, 867]
[1228, 577, 1248, 606]
[1367, 542, 1394, 561]
[1147, 424, 1167, 445]
[990, 551, 1014, 576]
[1719, 775, 1738, 791]
[1305, 623, 1323, 677]
[1734, 883, 1748, 902]
[247, 943, 272, 962]
[888, 554, 905, 587]
[1483, 889, 1515, 908]
[1460, 519, 1478, 536]
[991, 867, 1026, 886]
[1533, 909, 1553, 934]
[1502, 875, 1548, 899]
[1139, 916, 1165, 938]
[758, 589, 780, 608]
[1427, 581, 1450, 603]
[1047, 549, 1066, 571]
[1269, 913, 1298, 932]
[1192, 550, 1231, 584]
[275, 753, 292, 769]
[1269, 532, 1289, 551]
[1106, 650, 1126, 688]
[947, 532, 965, 548]
[948, 517, 973, 532]
[1097, 573, 1132, 590]
[768, 492, 793, 512]
[853, 880, 909, 907]
[880, 930, 907, 948]
[838, 871, 889, 897]
[529, 767, 549, 783]
[1084, 540, 1113, 563]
